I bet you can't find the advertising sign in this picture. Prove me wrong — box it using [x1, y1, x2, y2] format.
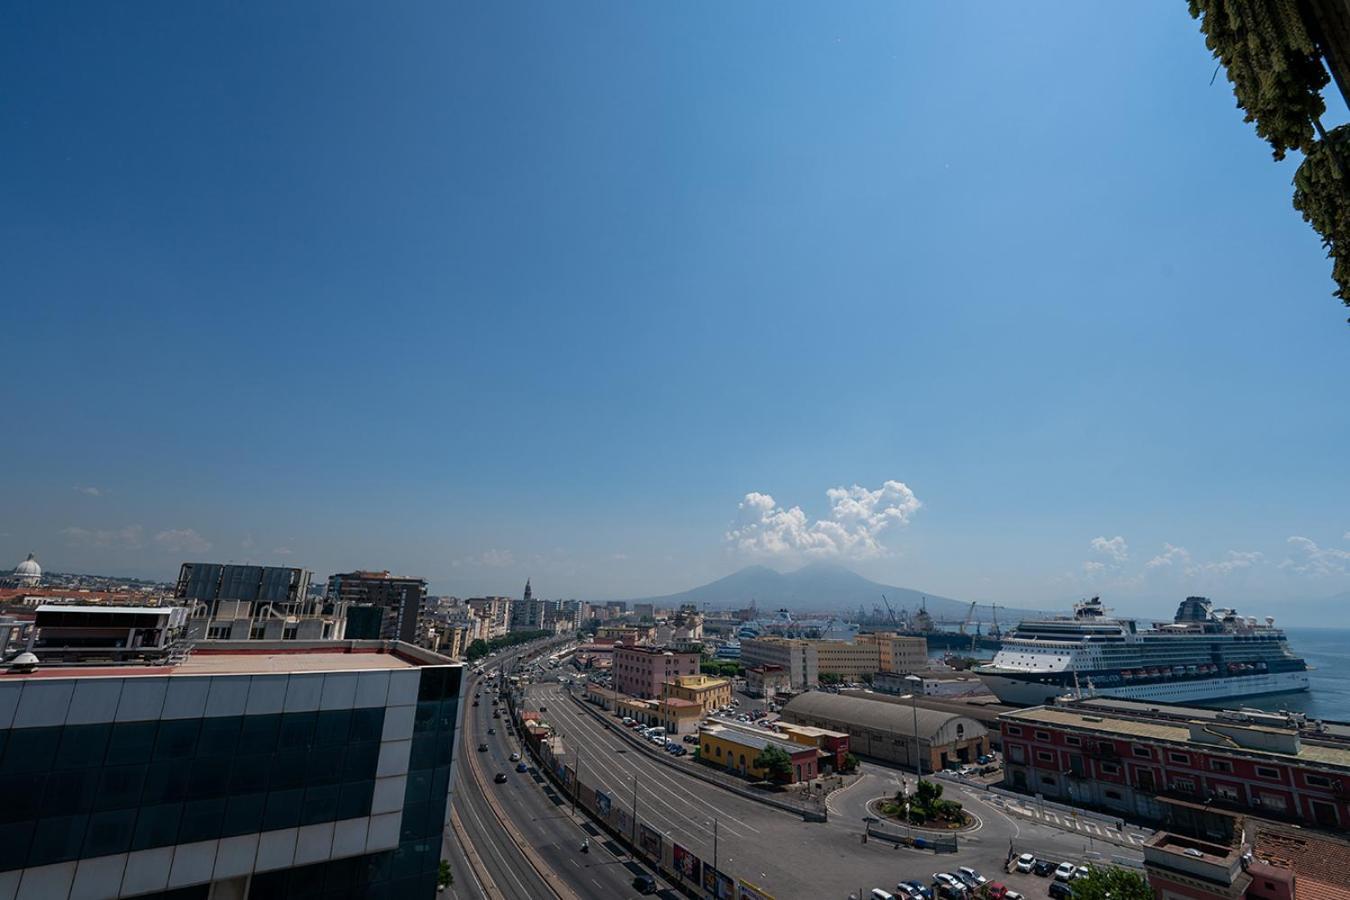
[616, 809, 630, 837]
[739, 880, 774, 900]
[595, 790, 612, 819]
[672, 843, 701, 882]
[701, 864, 734, 899]
[637, 823, 662, 860]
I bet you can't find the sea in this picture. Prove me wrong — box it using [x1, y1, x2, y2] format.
[928, 626, 1350, 723]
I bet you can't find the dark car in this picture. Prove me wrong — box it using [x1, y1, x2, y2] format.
[1033, 860, 1055, 877]
[493, 772, 508, 784]
[516, 762, 528, 772]
[487, 727, 495, 735]
[477, 743, 488, 752]
[538, 706, 547, 713]
[472, 700, 479, 707]
[632, 874, 657, 894]
[1048, 882, 1073, 900]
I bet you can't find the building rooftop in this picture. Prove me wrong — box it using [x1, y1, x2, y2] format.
[701, 723, 812, 757]
[1003, 706, 1350, 770]
[783, 690, 983, 741]
[2, 640, 448, 679]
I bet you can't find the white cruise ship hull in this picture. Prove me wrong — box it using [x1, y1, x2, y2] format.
[977, 669, 1310, 707]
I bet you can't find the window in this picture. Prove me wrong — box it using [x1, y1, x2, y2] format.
[1209, 758, 1233, 773]
[1258, 792, 1288, 812]
[1037, 751, 1055, 763]
[1035, 731, 1051, 742]
[1306, 773, 1334, 789]
[1040, 774, 1057, 786]
[1170, 778, 1195, 794]
[1008, 745, 1026, 764]
[1255, 766, 1281, 780]
[1066, 736, 1081, 747]
[1101, 761, 1120, 775]
[1104, 789, 1122, 800]
[1168, 752, 1190, 765]
[1212, 784, 1240, 802]
[1132, 745, 1152, 759]
[1005, 725, 1022, 737]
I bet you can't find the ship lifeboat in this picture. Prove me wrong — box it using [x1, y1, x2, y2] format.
[1256, 661, 1268, 671]
[1186, 665, 1198, 675]
[1148, 667, 1161, 677]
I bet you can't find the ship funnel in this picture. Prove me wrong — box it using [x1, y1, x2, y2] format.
[1265, 616, 1275, 627]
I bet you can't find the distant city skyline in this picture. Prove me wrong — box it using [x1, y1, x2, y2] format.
[3, 3, 1348, 616]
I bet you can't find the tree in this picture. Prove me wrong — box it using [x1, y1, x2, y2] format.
[753, 745, 794, 782]
[839, 752, 860, 774]
[817, 672, 842, 686]
[465, 639, 489, 661]
[1063, 866, 1150, 900]
[437, 859, 452, 890]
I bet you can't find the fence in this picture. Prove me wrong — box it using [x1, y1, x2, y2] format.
[864, 821, 959, 854]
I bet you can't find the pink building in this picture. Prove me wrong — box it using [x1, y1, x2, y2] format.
[613, 643, 700, 699]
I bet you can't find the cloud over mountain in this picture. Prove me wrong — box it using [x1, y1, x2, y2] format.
[725, 480, 921, 560]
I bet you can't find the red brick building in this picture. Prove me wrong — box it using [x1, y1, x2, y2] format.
[999, 701, 1350, 830]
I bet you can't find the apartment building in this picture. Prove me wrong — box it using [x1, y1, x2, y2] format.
[740, 638, 818, 691]
[814, 640, 881, 681]
[326, 571, 428, 645]
[856, 632, 928, 674]
[662, 674, 732, 714]
[613, 644, 700, 700]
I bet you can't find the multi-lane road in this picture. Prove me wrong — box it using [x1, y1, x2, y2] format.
[523, 679, 1145, 899]
[447, 647, 671, 900]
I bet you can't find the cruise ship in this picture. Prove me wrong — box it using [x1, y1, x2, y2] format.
[974, 596, 1309, 706]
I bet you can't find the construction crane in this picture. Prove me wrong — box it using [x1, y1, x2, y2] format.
[989, 603, 1003, 639]
[879, 594, 899, 627]
[958, 601, 978, 635]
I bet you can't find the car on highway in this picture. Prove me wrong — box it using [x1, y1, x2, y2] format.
[1053, 862, 1076, 882]
[493, 772, 508, 784]
[1015, 853, 1036, 873]
[472, 700, 479, 707]
[509, 752, 520, 761]
[515, 762, 528, 773]
[487, 727, 495, 735]
[477, 743, 488, 752]
[1032, 859, 1055, 877]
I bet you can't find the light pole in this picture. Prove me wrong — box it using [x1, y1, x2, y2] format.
[905, 675, 924, 782]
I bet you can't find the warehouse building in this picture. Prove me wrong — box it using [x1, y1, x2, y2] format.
[779, 691, 988, 772]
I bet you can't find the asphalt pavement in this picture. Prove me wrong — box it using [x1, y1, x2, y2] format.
[525, 679, 1147, 900]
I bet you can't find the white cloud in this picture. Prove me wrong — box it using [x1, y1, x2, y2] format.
[1282, 536, 1350, 576]
[1146, 543, 1191, 569]
[273, 547, 293, 557]
[451, 549, 515, 569]
[1344, 531, 1350, 542]
[61, 525, 143, 549]
[1090, 536, 1129, 563]
[152, 528, 211, 554]
[1082, 561, 1107, 575]
[1189, 550, 1263, 577]
[725, 480, 921, 560]
[72, 486, 102, 497]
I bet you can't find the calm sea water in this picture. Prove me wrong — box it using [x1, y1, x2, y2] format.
[1211, 626, 1350, 723]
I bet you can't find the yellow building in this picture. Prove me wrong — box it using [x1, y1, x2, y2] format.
[698, 724, 819, 783]
[856, 632, 929, 674]
[662, 674, 732, 714]
[815, 640, 881, 681]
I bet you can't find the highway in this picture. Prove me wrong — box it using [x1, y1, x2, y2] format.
[447, 646, 671, 900]
[526, 679, 1146, 900]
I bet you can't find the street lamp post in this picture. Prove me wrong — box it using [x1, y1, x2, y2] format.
[905, 675, 923, 782]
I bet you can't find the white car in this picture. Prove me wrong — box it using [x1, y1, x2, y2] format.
[1015, 854, 1035, 874]
[1053, 863, 1077, 882]
[957, 868, 987, 889]
[932, 873, 965, 894]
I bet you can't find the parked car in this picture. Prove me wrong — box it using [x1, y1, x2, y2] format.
[896, 882, 931, 900]
[1032, 860, 1055, 877]
[1048, 882, 1073, 900]
[1016, 853, 1036, 874]
[957, 868, 987, 889]
[632, 874, 657, 894]
[509, 752, 520, 762]
[894, 883, 926, 899]
[683, 734, 698, 743]
[1003, 892, 1023, 900]
[493, 772, 508, 784]
[1073, 866, 1090, 881]
[985, 884, 1008, 900]
[932, 873, 966, 895]
[515, 762, 528, 772]
[1053, 863, 1076, 883]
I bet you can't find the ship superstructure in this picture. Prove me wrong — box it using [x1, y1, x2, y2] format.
[975, 596, 1309, 706]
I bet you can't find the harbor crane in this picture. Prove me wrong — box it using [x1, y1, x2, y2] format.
[879, 594, 899, 627]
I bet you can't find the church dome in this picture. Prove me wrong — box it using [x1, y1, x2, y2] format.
[13, 553, 41, 585]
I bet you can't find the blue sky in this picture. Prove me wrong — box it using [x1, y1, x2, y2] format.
[3, 2, 1348, 617]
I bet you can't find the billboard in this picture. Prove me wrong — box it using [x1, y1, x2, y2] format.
[702, 864, 734, 899]
[637, 823, 662, 860]
[616, 809, 630, 838]
[672, 843, 701, 882]
[595, 790, 612, 819]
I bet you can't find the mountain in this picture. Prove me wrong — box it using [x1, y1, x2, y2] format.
[625, 561, 1043, 622]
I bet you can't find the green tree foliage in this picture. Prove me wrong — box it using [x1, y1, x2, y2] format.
[1188, 0, 1329, 160]
[1064, 866, 1151, 900]
[1294, 124, 1350, 310]
[840, 752, 860, 773]
[903, 779, 965, 823]
[466, 630, 551, 661]
[438, 859, 452, 888]
[817, 672, 842, 686]
[700, 661, 742, 678]
[753, 745, 794, 782]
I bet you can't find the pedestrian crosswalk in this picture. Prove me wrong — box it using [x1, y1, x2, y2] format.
[1003, 802, 1150, 846]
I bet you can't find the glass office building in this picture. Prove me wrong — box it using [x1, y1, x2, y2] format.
[0, 641, 462, 899]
